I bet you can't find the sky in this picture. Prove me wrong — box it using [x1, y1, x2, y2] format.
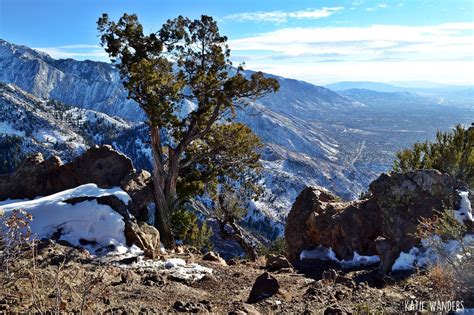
[0, 0, 473, 85]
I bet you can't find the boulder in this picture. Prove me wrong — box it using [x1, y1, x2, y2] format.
[266, 255, 293, 272]
[202, 251, 227, 266]
[0, 145, 134, 201]
[285, 169, 461, 274]
[369, 170, 455, 273]
[285, 187, 339, 262]
[124, 219, 161, 259]
[247, 272, 280, 303]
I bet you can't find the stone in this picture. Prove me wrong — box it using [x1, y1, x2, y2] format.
[173, 300, 212, 313]
[120, 270, 140, 284]
[124, 219, 161, 259]
[202, 251, 227, 266]
[324, 305, 346, 315]
[322, 269, 338, 283]
[229, 304, 260, 315]
[285, 187, 339, 262]
[266, 255, 293, 272]
[247, 272, 280, 304]
[120, 170, 154, 221]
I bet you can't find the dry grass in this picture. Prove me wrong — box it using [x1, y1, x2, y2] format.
[1, 208, 120, 313]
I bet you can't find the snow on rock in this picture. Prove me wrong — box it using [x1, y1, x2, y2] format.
[392, 191, 474, 271]
[340, 252, 381, 268]
[300, 246, 338, 261]
[0, 184, 132, 255]
[300, 245, 380, 267]
[455, 190, 473, 224]
[392, 235, 474, 272]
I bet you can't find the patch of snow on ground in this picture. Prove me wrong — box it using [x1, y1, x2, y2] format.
[117, 256, 213, 281]
[0, 121, 25, 136]
[300, 245, 380, 267]
[455, 190, 473, 224]
[0, 184, 132, 254]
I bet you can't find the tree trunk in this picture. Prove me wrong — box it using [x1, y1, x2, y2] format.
[150, 126, 175, 248]
[218, 219, 259, 262]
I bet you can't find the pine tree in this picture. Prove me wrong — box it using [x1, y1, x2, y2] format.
[98, 14, 279, 247]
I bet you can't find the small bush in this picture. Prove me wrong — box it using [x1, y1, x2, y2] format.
[393, 124, 473, 186]
[258, 237, 286, 257]
[171, 208, 213, 252]
[415, 209, 473, 302]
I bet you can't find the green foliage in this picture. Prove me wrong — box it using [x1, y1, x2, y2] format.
[179, 122, 263, 200]
[416, 210, 466, 242]
[257, 237, 287, 257]
[0, 136, 24, 174]
[393, 124, 474, 186]
[171, 208, 213, 251]
[416, 209, 473, 293]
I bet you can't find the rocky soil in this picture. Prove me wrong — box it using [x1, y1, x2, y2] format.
[1, 240, 471, 314]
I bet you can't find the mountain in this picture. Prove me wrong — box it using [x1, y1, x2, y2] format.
[325, 81, 406, 93]
[0, 39, 472, 235]
[0, 82, 131, 172]
[327, 80, 474, 108]
[0, 39, 143, 121]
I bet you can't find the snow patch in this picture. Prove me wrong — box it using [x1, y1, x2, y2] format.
[392, 235, 474, 271]
[455, 190, 473, 224]
[300, 245, 380, 267]
[0, 184, 132, 255]
[117, 257, 213, 281]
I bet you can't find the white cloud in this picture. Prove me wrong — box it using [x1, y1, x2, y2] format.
[228, 23, 474, 84]
[378, 4, 388, 8]
[225, 7, 343, 24]
[33, 45, 109, 60]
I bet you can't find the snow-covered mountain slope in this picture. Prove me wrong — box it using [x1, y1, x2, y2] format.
[0, 83, 131, 171]
[0, 39, 143, 120]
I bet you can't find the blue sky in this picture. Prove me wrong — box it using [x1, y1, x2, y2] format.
[1, 0, 473, 85]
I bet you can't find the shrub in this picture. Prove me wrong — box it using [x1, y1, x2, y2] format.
[393, 124, 473, 186]
[258, 237, 286, 257]
[415, 210, 473, 302]
[171, 208, 213, 252]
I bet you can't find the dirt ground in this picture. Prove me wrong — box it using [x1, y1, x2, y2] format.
[1, 240, 472, 314]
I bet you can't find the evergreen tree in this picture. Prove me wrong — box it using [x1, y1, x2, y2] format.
[393, 124, 473, 186]
[98, 14, 279, 247]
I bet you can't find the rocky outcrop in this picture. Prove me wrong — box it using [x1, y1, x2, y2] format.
[286, 169, 464, 274]
[202, 251, 228, 266]
[0, 145, 134, 201]
[266, 255, 293, 272]
[0, 145, 159, 257]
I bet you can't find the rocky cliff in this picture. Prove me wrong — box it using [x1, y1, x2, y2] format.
[285, 169, 472, 273]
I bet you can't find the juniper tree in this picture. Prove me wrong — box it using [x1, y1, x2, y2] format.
[393, 124, 473, 186]
[98, 14, 279, 247]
